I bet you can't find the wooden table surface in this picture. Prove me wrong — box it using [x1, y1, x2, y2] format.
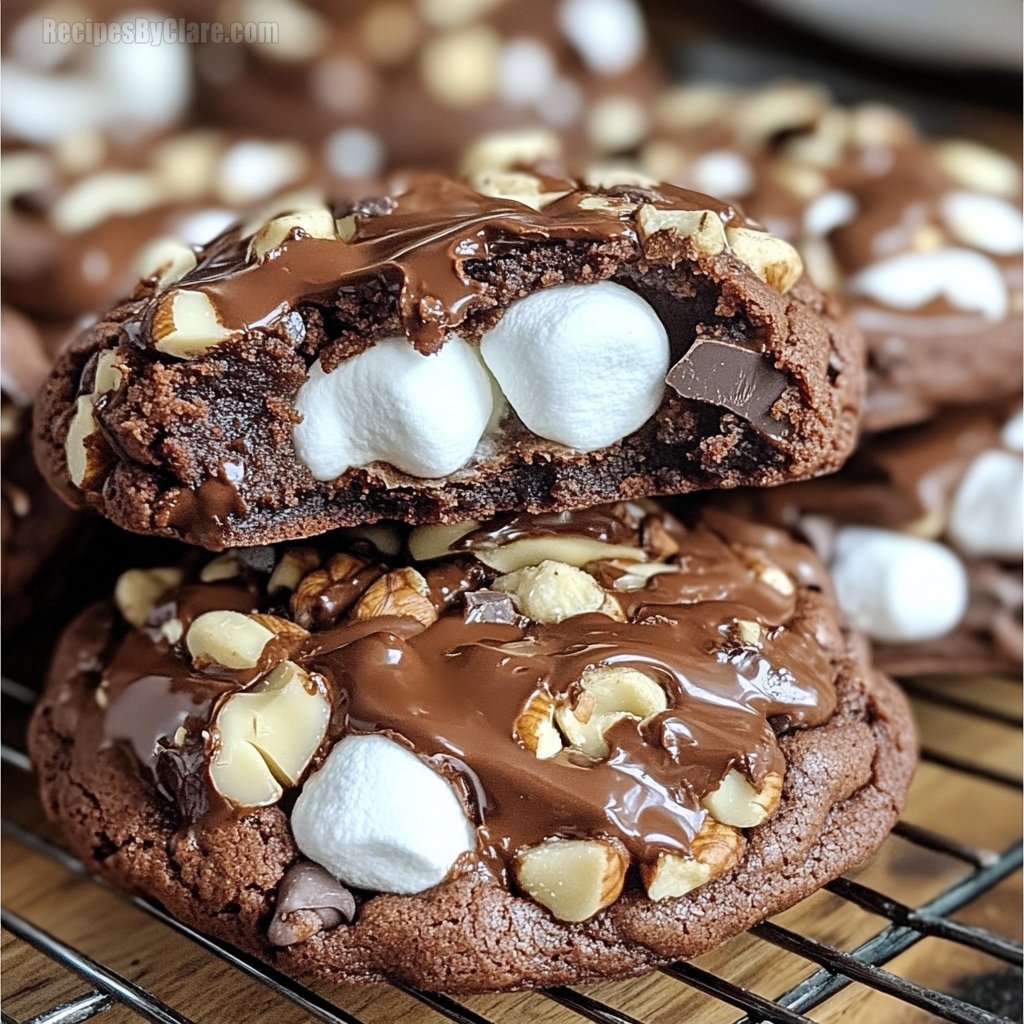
[3, 672, 1021, 1024]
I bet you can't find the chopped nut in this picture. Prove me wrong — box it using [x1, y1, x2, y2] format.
[608, 561, 679, 592]
[734, 619, 762, 645]
[599, 593, 626, 622]
[210, 661, 330, 807]
[586, 96, 647, 153]
[643, 517, 679, 560]
[583, 165, 660, 190]
[132, 237, 198, 291]
[758, 564, 795, 596]
[200, 553, 242, 583]
[65, 395, 99, 488]
[702, 769, 783, 828]
[733, 82, 829, 151]
[247, 206, 339, 264]
[92, 350, 124, 394]
[268, 548, 322, 595]
[338, 524, 403, 557]
[515, 691, 563, 759]
[460, 128, 562, 177]
[186, 610, 275, 670]
[114, 567, 184, 628]
[469, 170, 569, 211]
[152, 290, 238, 359]
[150, 130, 223, 201]
[160, 618, 184, 645]
[351, 567, 438, 627]
[577, 194, 641, 215]
[493, 561, 606, 624]
[554, 665, 668, 758]
[50, 170, 163, 235]
[637, 205, 727, 257]
[725, 227, 803, 293]
[407, 520, 480, 562]
[473, 535, 646, 574]
[654, 83, 734, 132]
[641, 819, 743, 900]
[515, 838, 628, 922]
[289, 553, 382, 630]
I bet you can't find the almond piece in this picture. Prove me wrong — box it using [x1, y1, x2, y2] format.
[515, 692, 563, 759]
[493, 560, 606, 624]
[209, 661, 330, 807]
[246, 206, 339, 265]
[407, 520, 480, 562]
[114, 567, 184, 628]
[702, 769, 783, 828]
[268, 548, 323, 595]
[641, 819, 744, 900]
[515, 838, 628, 922]
[186, 610, 275, 670]
[725, 227, 804, 294]
[637, 205, 727, 256]
[472, 535, 646, 574]
[152, 290, 238, 359]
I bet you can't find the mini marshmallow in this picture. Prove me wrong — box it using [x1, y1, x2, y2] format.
[479, 281, 668, 452]
[217, 141, 308, 204]
[557, 0, 647, 75]
[848, 248, 1008, 321]
[939, 191, 1024, 255]
[290, 734, 477, 894]
[830, 526, 968, 643]
[323, 128, 384, 180]
[803, 190, 858, 237]
[948, 450, 1023, 559]
[689, 151, 755, 199]
[293, 335, 494, 480]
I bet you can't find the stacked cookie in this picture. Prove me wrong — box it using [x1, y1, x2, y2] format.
[13, 0, 1020, 996]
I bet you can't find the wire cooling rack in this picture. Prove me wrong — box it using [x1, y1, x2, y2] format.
[2, 672, 1021, 1024]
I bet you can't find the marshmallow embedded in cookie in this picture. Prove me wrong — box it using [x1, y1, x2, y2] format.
[293, 336, 495, 480]
[291, 734, 477, 894]
[479, 281, 669, 451]
[830, 526, 968, 642]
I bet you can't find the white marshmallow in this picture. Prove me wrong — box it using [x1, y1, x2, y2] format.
[174, 208, 239, 246]
[290, 734, 477, 894]
[1001, 410, 1023, 452]
[557, 0, 646, 75]
[948, 450, 1023, 559]
[830, 526, 968, 642]
[848, 248, 1008, 321]
[293, 335, 494, 480]
[940, 191, 1024, 255]
[689, 150, 754, 199]
[803, 190, 858, 237]
[479, 281, 668, 452]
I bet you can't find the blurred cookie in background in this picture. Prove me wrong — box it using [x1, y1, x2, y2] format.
[1, 128, 380, 323]
[1, 0, 193, 147]
[828, 138, 1022, 430]
[196, 0, 663, 170]
[710, 406, 1022, 676]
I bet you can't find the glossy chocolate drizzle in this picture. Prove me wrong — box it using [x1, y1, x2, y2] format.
[99, 507, 838, 869]
[174, 174, 747, 351]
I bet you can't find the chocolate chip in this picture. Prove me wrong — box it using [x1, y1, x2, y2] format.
[666, 337, 791, 439]
[155, 729, 209, 822]
[268, 862, 356, 946]
[463, 590, 519, 624]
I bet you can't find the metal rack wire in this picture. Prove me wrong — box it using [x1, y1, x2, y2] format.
[2, 673, 1021, 1024]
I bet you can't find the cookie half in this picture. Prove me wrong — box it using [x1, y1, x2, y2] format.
[35, 173, 863, 549]
[29, 502, 915, 993]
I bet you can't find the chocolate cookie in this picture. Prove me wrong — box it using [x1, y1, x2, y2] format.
[29, 503, 915, 993]
[712, 407, 1023, 676]
[35, 172, 863, 550]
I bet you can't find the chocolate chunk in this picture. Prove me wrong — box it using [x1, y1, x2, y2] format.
[268, 861, 356, 947]
[666, 338, 790, 439]
[463, 590, 519, 624]
[155, 729, 210, 823]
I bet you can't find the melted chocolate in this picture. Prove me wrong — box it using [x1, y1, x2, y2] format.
[93, 507, 837, 870]
[176, 174, 747, 352]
